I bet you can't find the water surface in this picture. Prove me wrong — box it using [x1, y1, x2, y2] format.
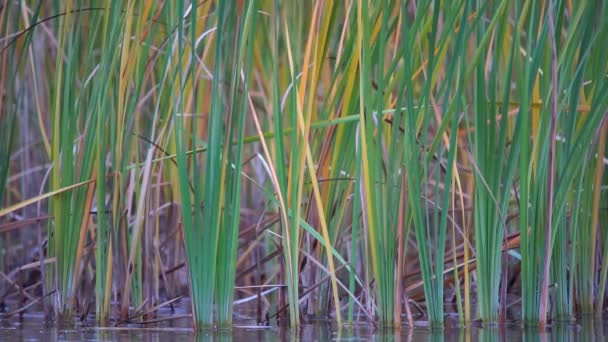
[1, 314, 606, 341]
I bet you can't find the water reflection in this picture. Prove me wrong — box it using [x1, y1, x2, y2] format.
[581, 317, 605, 341]
[1, 317, 607, 341]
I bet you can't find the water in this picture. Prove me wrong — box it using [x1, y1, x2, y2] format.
[1, 316, 607, 341]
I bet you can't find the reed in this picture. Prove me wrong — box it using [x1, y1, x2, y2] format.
[0, 0, 607, 330]
[469, 0, 520, 324]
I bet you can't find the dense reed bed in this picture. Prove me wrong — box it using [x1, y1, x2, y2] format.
[0, 0, 607, 330]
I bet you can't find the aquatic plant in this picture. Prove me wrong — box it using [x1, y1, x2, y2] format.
[0, 0, 606, 330]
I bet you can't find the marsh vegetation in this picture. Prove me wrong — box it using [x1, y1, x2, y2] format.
[0, 0, 607, 332]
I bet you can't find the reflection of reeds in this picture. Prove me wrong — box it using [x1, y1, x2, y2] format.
[0, 0, 607, 330]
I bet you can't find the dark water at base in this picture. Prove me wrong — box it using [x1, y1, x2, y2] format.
[1, 315, 607, 341]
